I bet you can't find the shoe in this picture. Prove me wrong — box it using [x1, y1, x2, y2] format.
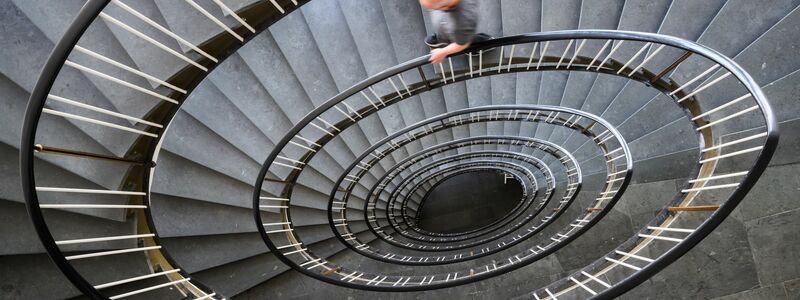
[425, 34, 448, 48]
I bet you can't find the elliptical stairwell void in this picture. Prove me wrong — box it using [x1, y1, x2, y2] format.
[3, 0, 800, 299]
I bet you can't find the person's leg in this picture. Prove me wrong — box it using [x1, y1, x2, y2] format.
[426, 10, 451, 48]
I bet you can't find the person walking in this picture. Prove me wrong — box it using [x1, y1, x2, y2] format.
[420, 0, 492, 64]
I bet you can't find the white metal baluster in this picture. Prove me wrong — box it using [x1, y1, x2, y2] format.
[556, 39, 574, 68]
[545, 288, 558, 300]
[111, 0, 218, 63]
[64, 60, 179, 104]
[36, 187, 146, 195]
[66, 246, 162, 260]
[669, 65, 721, 95]
[184, 0, 244, 41]
[693, 94, 752, 121]
[581, 271, 612, 288]
[615, 250, 654, 263]
[497, 46, 505, 73]
[194, 293, 216, 300]
[334, 105, 356, 122]
[99, 13, 208, 71]
[47, 95, 163, 128]
[108, 278, 190, 300]
[211, 0, 256, 32]
[449, 57, 456, 81]
[526, 42, 539, 70]
[468, 52, 474, 76]
[368, 87, 385, 106]
[605, 257, 642, 271]
[702, 132, 766, 153]
[681, 183, 740, 192]
[617, 42, 651, 74]
[638, 234, 683, 243]
[537, 41, 550, 69]
[628, 44, 666, 76]
[40, 204, 147, 209]
[596, 40, 624, 71]
[696, 106, 759, 130]
[310, 121, 336, 137]
[42, 108, 158, 137]
[56, 234, 155, 245]
[268, 0, 285, 13]
[507, 44, 516, 71]
[94, 269, 181, 289]
[397, 74, 412, 96]
[387, 78, 403, 99]
[73, 46, 186, 94]
[567, 39, 586, 68]
[570, 277, 597, 295]
[360, 91, 380, 110]
[677, 73, 732, 103]
[700, 146, 764, 164]
[646, 226, 696, 233]
[587, 40, 612, 70]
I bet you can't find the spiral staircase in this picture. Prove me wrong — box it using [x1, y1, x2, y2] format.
[2, 0, 799, 299]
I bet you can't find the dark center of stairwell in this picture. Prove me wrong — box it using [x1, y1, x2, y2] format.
[415, 171, 524, 234]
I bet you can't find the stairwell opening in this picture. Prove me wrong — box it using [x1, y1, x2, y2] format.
[414, 170, 523, 234]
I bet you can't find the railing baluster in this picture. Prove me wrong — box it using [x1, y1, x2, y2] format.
[628, 44, 666, 76]
[696, 106, 759, 130]
[587, 40, 612, 70]
[670, 65, 721, 96]
[108, 278, 190, 300]
[94, 269, 181, 289]
[526, 42, 539, 70]
[66, 246, 162, 260]
[537, 41, 549, 69]
[617, 42, 651, 74]
[567, 39, 586, 68]
[677, 73, 732, 103]
[184, 0, 244, 41]
[99, 12, 208, 71]
[111, 0, 218, 62]
[73, 46, 186, 94]
[570, 277, 597, 295]
[212, 0, 256, 33]
[42, 108, 158, 137]
[63, 61, 179, 104]
[556, 39, 574, 68]
[596, 40, 624, 70]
